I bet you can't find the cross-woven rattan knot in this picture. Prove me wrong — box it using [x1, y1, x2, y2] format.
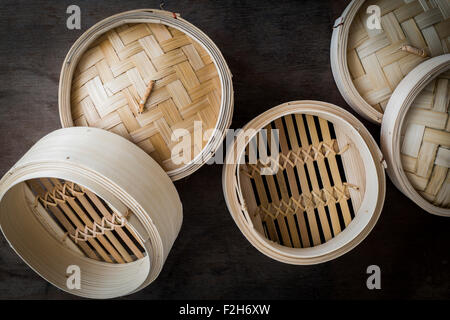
[256, 183, 359, 220]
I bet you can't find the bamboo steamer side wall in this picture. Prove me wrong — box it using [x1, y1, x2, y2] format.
[0, 127, 183, 298]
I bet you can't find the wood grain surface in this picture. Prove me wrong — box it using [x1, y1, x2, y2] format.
[0, 0, 449, 299]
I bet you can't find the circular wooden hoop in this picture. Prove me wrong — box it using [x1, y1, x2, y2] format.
[330, 0, 382, 123]
[59, 9, 234, 181]
[222, 101, 386, 264]
[0, 127, 182, 298]
[381, 54, 450, 216]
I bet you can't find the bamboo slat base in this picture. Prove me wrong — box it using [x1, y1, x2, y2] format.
[381, 54, 450, 216]
[26, 178, 145, 264]
[239, 115, 359, 248]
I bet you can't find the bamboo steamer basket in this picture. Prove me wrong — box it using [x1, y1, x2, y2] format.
[59, 9, 233, 180]
[381, 54, 450, 216]
[331, 0, 450, 123]
[222, 101, 386, 264]
[0, 127, 182, 298]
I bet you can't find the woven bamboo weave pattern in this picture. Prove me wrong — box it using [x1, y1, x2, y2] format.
[401, 71, 450, 208]
[239, 114, 359, 249]
[347, 0, 450, 114]
[27, 178, 146, 264]
[241, 139, 349, 178]
[70, 23, 222, 171]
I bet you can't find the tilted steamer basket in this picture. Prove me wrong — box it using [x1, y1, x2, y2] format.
[223, 101, 386, 264]
[59, 9, 233, 180]
[0, 127, 182, 298]
[331, 0, 450, 123]
[381, 54, 450, 216]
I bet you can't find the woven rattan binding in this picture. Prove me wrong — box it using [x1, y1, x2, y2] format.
[347, 0, 449, 114]
[27, 178, 145, 264]
[242, 139, 350, 177]
[401, 71, 450, 208]
[239, 114, 360, 249]
[71, 22, 222, 171]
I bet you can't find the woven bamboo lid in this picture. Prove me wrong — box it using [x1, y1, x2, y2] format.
[0, 127, 182, 298]
[331, 0, 450, 123]
[381, 54, 450, 216]
[223, 101, 386, 264]
[59, 9, 233, 180]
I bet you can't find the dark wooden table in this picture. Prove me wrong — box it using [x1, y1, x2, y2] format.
[0, 0, 449, 299]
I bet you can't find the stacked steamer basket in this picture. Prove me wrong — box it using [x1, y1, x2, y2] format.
[331, 0, 449, 123]
[381, 54, 450, 216]
[331, 0, 450, 215]
[59, 9, 233, 180]
[0, 9, 233, 298]
[223, 101, 386, 264]
[0, 127, 182, 298]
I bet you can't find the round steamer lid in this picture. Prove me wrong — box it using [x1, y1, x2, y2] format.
[222, 101, 386, 264]
[381, 54, 450, 216]
[59, 9, 233, 181]
[0, 127, 182, 299]
[331, 0, 450, 124]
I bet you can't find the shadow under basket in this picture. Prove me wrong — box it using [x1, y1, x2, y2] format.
[59, 9, 233, 181]
[223, 101, 386, 264]
[0, 127, 182, 299]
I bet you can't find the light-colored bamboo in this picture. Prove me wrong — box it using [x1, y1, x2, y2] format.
[59, 9, 233, 181]
[0, 127, 182, 298]
[381, 54, 450, 216]
[26, 178, 145, 264]
[222, 101, 386, 264]
[331, 0, 450, 124]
